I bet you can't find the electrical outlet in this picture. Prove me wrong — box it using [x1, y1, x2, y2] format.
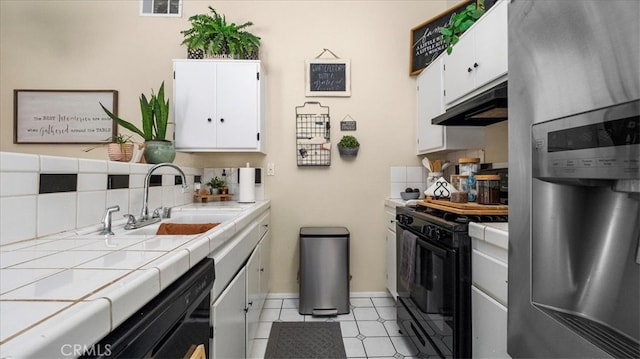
[267, 163, 275, 176]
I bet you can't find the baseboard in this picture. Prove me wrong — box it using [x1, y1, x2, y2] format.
[266, 291, 391, 299]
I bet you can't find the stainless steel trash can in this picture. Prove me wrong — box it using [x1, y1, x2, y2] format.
[299, 227, 350, 316]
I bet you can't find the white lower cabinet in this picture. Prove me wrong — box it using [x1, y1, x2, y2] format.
[246, 228, 270, 355]
[212, 266, 247, 359]
[385, 206, 397, 298]
[470, 222, 510, 358]
[211, 212, 270, 359]
[472, 286, 509, 358]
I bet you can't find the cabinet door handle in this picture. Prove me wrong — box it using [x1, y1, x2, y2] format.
[207, 118, 212, 122]
[220, 118, 225, 123]
[467, 67, 473, 73]
[473, 62, 479, 68]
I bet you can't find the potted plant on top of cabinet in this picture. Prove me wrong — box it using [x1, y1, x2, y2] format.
[440, 0, 485, 54]
[180, 6, 261, 59]
[100, 82, 175, 164]
[337, 135, 360, 157]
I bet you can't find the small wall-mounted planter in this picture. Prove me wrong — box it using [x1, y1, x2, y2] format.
[338, 145, 359, 157]
[337, 135, 360, 158]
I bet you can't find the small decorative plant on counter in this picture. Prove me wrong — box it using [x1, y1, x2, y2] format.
[440, 0, 485, 54]
[107, 134, 135, 162]
[337, 135, 360, 157]
[83, 133, 137, 162]
[100, 82, 174, 164]
[180, 6, 261, 59]
[207, 176, 227, 194]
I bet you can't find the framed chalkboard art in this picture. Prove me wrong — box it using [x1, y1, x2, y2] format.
[409, 0, 474, 76]
[14, 90, 118, 144]
[305, 58, 351, 97]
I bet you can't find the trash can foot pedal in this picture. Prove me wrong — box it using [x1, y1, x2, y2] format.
[312, 308, 338, 316]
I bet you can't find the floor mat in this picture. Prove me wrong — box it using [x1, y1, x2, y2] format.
[264, 321, 347, 359]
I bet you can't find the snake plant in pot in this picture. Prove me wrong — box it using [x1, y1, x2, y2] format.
[100, 82, 175, 164]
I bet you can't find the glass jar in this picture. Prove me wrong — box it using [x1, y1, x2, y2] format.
[458, 157, 480, 176]
[476, 175, 501, 204]
[450, 175, 464, 191]
[450, 175, 468, 203]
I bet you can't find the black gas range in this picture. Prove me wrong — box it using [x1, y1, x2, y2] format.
[395, 204, 507, 358]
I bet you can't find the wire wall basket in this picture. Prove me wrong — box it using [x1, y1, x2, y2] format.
[296, 102, 331, 166]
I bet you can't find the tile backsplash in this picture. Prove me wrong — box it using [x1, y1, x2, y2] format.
[389, 166, 428, 199]
[0, 152, 202, 245]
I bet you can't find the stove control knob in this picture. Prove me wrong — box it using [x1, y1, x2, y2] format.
[434, 228, 441, 240]
[396, 214, 413, 225]
[426, 225, 434, 237]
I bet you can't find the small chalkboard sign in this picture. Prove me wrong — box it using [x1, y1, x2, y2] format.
[305, 58, 351, 97]
[409, 0, 473, 76]
[340, 121, 356, 131]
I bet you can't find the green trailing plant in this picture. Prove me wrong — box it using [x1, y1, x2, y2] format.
[110, 133, 134, 145]
[207, 176, 226, 189]
[440, 0, 485, 55]
[100, 82, 169, 142]
[338, 135, 360, 148]
[181, 6, 261, 59]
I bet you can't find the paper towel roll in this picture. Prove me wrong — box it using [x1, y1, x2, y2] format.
[238, 167, 255, 203]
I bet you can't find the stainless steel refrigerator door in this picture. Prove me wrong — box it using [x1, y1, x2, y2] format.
[508, 1, 640, 358]
[299, 230, 350, 315]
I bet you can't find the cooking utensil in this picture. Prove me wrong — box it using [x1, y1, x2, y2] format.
[432, 160, 442, 172]
[422, 157, 432, 172]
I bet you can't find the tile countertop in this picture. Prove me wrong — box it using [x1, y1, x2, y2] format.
[384, 198, 412, 208]
[0, 200, 270, 359]
[468, 222, 509, 251]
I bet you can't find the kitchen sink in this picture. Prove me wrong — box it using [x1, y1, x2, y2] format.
[118, 212, 240, 236]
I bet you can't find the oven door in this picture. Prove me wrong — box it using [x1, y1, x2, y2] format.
[396, 224, 458, 358]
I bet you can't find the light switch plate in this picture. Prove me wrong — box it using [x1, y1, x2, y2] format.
[267, 163, 275, 176]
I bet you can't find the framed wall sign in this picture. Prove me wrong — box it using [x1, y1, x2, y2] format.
[305, 58, 351, 97]
[14, 90, 118, 144]
[409, 0, 473, 76]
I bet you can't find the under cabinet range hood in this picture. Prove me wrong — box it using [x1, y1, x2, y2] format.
[432, 81, 508, 126]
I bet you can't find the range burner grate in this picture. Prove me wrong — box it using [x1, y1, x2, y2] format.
[417, 206, 508, 224]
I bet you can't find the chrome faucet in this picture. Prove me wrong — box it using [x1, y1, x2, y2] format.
[100, 205, 120, 236]
[125, 163, 189, 230]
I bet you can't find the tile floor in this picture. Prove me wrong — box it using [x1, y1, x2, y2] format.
[249, 294, 420, 359]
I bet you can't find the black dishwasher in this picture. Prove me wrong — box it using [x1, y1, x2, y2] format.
[81, 258, 215, 359]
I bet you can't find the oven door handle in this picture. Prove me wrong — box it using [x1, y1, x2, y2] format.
[415, 237, 449, 257]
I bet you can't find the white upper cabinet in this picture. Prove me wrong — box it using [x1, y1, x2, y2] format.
[173, 59, 265, 153]
[416, 58, 485, 154]
[443, 0, 508, 106]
